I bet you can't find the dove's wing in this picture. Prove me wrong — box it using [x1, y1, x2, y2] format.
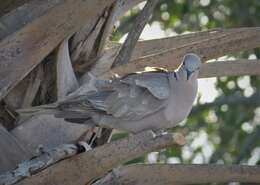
[120, 72, 171, 99]
[56, 72, 171, 122]
[90, 72, 171, 120]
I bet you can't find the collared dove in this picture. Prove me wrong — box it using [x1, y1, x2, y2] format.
[18, 53, 201, 133]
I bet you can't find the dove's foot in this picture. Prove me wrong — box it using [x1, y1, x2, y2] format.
[151, 129, 167, 137]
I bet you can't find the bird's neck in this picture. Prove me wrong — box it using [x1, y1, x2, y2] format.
[175, 67, 187, 81]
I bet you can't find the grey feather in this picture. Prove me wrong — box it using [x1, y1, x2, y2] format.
[120, 72, 170, 99]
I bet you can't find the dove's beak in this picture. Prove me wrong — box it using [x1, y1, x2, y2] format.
[186, 69, 193, 80]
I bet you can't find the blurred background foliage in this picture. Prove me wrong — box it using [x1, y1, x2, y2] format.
[111, 0, 260, 184]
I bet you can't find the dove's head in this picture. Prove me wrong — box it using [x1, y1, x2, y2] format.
[180, 53, 201, 80]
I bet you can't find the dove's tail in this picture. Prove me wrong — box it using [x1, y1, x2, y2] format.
[17, 103, 59, 117]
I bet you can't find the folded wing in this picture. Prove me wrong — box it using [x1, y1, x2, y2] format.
[56, 72, 171, 123]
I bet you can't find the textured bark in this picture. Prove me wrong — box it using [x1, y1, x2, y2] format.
[70, 9, 108, 67]
[70, 0, 144, 70]
[113, 0, 160, 67]
[130, 28, 233, 60]
[90, 28, 260, 77]
[199, 59, 260, 78]
[94, 164, 260, 185]
[0, 0, 115, 101]
[4, 65, 43, 109]
[0, 0, 31, 17]
[16, 132, 183, 185]
[0, 142, 90, 185]
[0, 0, 61, 40]
[96, 0, 145, 55]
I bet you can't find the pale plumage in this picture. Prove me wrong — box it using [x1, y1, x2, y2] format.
[18, 53, 201, 133]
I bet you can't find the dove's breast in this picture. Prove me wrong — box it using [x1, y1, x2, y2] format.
[164, 79, 198, 127]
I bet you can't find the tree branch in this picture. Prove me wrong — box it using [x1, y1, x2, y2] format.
[113, 0, 160, 67]
[0, 0, 30, 17]
[0, 0, 61, 40]
[199, 59, 260, 78]
[94, 164, 260, 185]
[0, 142, 90, 185]
[115, 59, 260, 78]
[131, 28, 227, 60]
[111, 27, 260, 75]
[89, 28, 260, 78]
[97, 0, 145, 55]
[16, 131, 184, 185]
[71, 0, 145, 69]
[0, 0, 116, 101]
[90, 28, 260, 77]
[70, 9, 108, 66]
[4, 64, 43, 109]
